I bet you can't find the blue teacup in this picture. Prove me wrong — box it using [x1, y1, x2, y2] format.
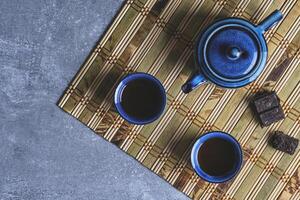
[114, 73, 166, 125]
[191, 131, 243, 183]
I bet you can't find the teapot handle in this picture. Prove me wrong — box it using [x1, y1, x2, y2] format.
[257, 10, 283, 33]
[181, 71, 207, 94]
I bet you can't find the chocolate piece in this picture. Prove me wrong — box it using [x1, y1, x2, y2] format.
[269, 131, 298, 155]
[251, 91, 285, 127]
[259, 107, 285, 127]
[253, 92, 279, 113]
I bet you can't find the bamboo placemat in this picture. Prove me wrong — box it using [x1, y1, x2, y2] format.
[58, 0, 300, 199]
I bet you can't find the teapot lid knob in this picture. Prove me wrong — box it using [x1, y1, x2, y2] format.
[226, 46, 242, 60]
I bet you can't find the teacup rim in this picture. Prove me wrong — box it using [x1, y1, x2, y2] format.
[191, 131, 243, 183]
[114, 72, 166, 125]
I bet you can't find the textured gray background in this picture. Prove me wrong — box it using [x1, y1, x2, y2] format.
[0, 0, 189, 199]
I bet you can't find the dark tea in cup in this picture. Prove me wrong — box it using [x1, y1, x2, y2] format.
[191, 131, 243, 183]
[198, 137, 237, 176]
[114, 73, 166, 125]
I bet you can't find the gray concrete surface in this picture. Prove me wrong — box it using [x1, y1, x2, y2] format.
[0, 1, 189, 199]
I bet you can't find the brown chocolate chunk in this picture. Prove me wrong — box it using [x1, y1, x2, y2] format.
[259, 107, 285, 127]
[253, 92, 279, 113]
[269, 131, 298, 155]
[251, 91, 285, 127]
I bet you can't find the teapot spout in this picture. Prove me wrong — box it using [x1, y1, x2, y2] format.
[257, 10, 283, 33]
[182, 71, 207, 94]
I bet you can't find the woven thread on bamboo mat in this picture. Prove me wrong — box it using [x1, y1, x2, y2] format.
[58, 0, 300, 199]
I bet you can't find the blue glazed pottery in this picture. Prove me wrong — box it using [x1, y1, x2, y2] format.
[114, 72, 166, 125]
[191, 131, 243, 183]
[182, 10, 283, 93]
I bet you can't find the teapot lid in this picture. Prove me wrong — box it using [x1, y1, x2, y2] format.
[204, 24, 260, 80]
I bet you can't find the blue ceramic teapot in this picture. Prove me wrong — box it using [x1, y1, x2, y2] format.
[182, 10, 283, 93]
